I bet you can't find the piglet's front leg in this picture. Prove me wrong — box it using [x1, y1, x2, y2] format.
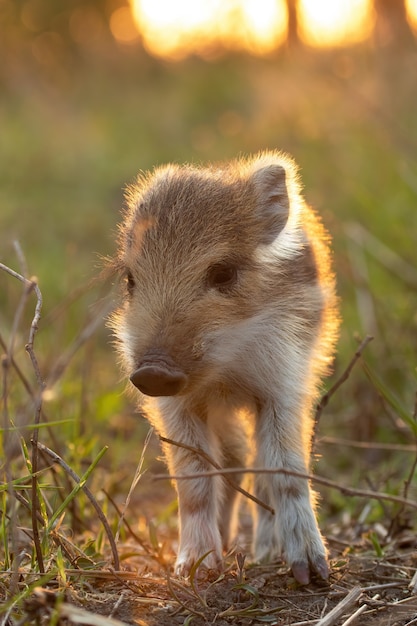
[159, 402, 224, 577]
[254, 399, 329, 585]
[175, 498, 223, 578]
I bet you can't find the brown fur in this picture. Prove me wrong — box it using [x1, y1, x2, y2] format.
[110, 151, 340, 584]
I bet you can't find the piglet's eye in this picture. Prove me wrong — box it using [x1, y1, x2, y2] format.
[206, 262, 237, 292]
[125, 271, 135, 296]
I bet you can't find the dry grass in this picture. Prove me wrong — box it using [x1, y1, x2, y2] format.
[5, 536, 417, 625]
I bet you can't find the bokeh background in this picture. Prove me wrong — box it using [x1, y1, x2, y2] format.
[1, 0, 417, 535]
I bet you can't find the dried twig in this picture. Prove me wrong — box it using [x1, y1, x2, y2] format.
[103, 490, 155, 556]
[2, 249, 39, 590]
[154, 465, 417, 511]
[156, 337, 375, 519]
[159, 435, 274, 515]
[0, 260, 45, 573]
[339, 601, 369, 626]
[313, 335, 374, 446]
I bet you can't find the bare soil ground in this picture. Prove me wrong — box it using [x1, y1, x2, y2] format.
[17, 530, 417, 626]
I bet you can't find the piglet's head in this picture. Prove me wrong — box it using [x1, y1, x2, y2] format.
[110, 153, 303, 398]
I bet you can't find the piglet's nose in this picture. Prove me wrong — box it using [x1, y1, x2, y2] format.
[130, 364, 188, 397]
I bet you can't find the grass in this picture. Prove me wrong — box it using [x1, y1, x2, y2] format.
[1, 36, 417, 624]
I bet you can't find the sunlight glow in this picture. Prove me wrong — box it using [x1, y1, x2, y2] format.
[110, 6, 141, 44]
[406, 0, 417, 33]
[298, 0, 374, 47]
[128, 0, 417, 58]
[130, 0, 287, 59]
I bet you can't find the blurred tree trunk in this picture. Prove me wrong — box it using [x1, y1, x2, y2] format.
[286, 0, 301, 48]
[374, 0, 416, 48]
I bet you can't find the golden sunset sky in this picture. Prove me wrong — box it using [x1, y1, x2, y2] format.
[107, 0, 417, 59]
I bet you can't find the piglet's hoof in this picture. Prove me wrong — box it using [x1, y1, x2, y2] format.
[291, 555, 329, 585]
[175, 552, 223, 581]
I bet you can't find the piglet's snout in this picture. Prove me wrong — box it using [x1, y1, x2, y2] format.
[130, 355, 188, 397]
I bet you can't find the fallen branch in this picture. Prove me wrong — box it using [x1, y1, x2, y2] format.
[160, 435, 274, 514]
[316, 586, 362, 626]
[153, 465, 417, 511]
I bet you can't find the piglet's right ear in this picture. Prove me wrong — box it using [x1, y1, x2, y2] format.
[252, 164, 290, 245]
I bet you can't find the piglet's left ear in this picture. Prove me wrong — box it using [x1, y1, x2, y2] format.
[252, 163, 290, 245]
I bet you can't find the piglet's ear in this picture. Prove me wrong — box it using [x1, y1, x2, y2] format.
[252, 163, 290, 245]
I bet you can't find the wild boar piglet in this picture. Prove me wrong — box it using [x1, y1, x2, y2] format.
[110, 151, 340, 585]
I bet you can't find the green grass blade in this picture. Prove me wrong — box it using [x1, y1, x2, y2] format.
[45, 446, 108, 534]
[363, 363, 417, 435]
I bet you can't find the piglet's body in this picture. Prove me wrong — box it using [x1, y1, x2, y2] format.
[111, 152, 340, 584]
